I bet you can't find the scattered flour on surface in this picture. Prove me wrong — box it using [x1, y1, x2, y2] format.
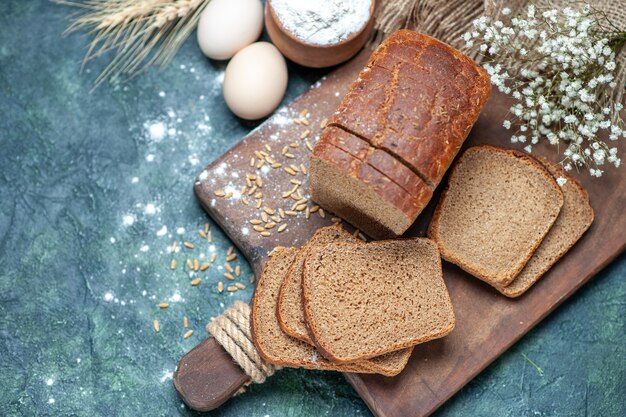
[267, 108, 293, 131]
[188, 154, 200, 166]
[160, 369, 174, 383]
[110, 90, 254, 377]
[197, 123, 211, 133]
[122, 215, 135, 226]
[215, 163, 228, 176]
[145, 121, 167, 142]
[169, 293, 183, 303]
[144, 203, 157, 215]
[223, 185, 241, 199]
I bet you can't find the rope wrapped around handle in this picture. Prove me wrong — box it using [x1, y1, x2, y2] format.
[206, 301, 279, 385]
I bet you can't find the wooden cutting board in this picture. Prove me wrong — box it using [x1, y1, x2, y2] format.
[192, 49, 626, 417]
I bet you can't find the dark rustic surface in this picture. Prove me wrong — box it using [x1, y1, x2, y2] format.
[0, 0, 624, 416]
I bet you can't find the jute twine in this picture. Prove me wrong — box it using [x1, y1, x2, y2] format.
[372, 0, 484, 57]
[373, 0, 626, 103]
[206, 301, 278, 385]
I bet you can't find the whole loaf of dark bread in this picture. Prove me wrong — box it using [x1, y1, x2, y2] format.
[311, 30, 491, 238]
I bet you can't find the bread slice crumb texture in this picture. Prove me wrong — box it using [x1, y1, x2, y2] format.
[497, 157, 594, 297]
[428, 145, 564, 287]
[277, 225, 360, 343]
[302, 238, 455, 363]
[310, 145, 416, 238]
[250, 246, 411, 375]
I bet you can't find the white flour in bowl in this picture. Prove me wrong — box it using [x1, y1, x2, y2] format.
[270, 0, 372, 46]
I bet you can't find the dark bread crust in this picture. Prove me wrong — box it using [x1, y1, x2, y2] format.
[302, 238, 455, 363]
[319, 126, 429, 200]
[329, 63, 390, 141]
[428, 145, 565, 287]
[329, 30, 491, 187]
[495, 157, 594, 297]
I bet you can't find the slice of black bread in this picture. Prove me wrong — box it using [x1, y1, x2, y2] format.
[496, 157, 594, 297]
[277, 225, 360, 344]
[250, 247, 412, 376]
[428, 145, 564, 287]
[302, 238, 455, 363]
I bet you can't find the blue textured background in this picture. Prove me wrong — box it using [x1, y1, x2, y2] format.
[0, 1, 624, 416]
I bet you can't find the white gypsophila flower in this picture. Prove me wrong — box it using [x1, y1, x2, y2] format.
[590, 168, 603, 177]
[556, 176, 568, 186]
[465, 3, 626, 178]
[547, 132, 558, 144]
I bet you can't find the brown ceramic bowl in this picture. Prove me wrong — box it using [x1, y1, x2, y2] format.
[265, 0, 375, 68]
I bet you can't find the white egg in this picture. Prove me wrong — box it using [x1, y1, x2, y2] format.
[196, 0, 263, 60]
[223, 42, 288, 120]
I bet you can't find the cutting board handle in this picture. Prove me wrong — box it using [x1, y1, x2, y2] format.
[173, 337, 250, 412]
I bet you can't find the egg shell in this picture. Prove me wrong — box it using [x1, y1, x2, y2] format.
[223, 42, 288, 120]
[197, 0, 263, 60]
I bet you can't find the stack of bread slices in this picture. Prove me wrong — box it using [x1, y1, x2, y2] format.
[250, 225, 455, 375]
[429, 145, 594, 297]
